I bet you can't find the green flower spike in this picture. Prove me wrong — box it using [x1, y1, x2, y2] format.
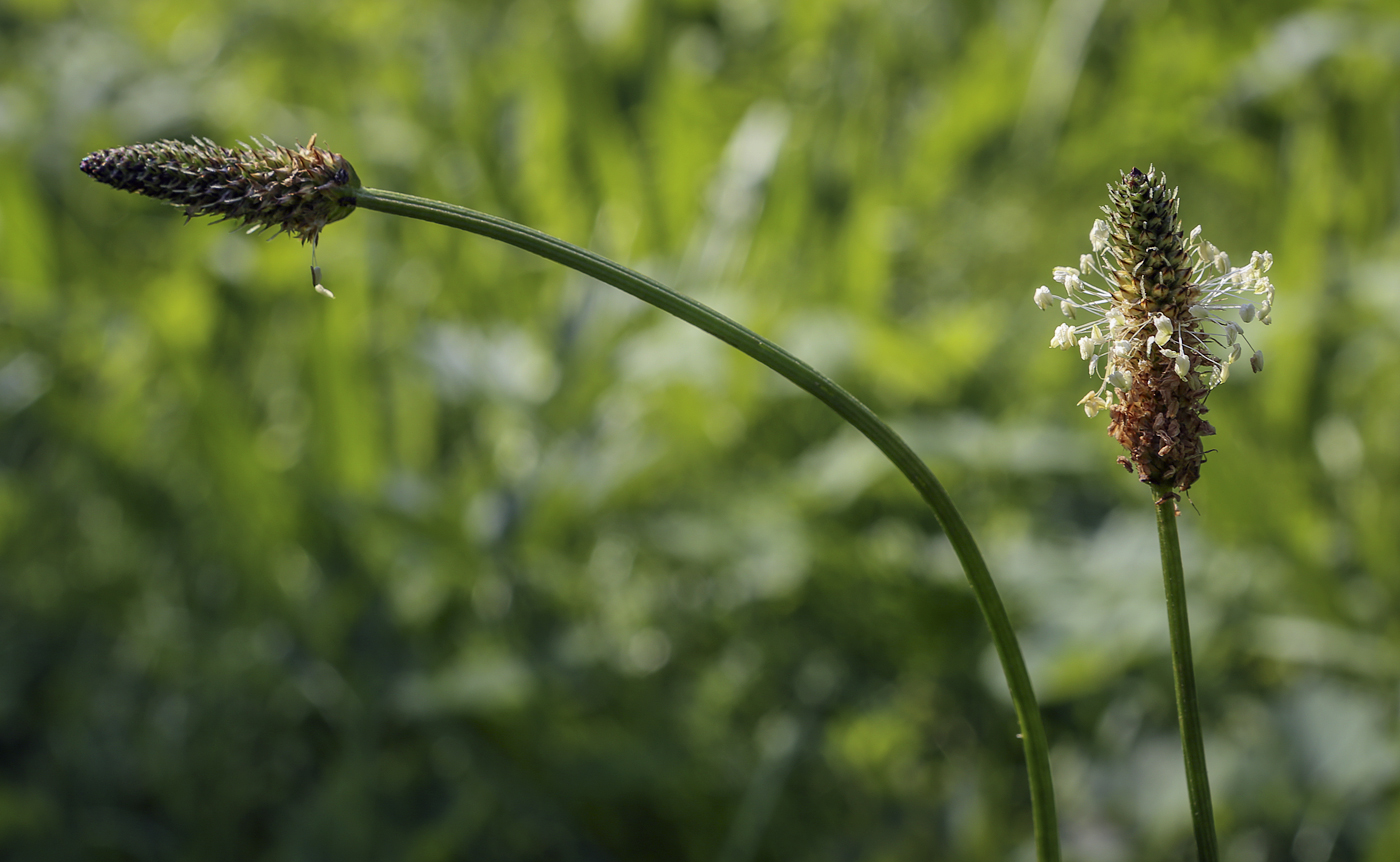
[1035, 166, 1275, 498]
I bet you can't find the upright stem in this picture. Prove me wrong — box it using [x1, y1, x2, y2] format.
[1153, 487, 1218, 861]
[352, 186, 1059, 861]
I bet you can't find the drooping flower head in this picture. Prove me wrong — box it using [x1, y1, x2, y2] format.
[80, 135, 360, 246]
[1034, 167, 1275, 497]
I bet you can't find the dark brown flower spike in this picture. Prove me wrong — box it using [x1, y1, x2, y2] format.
[80, 134, 360, 246]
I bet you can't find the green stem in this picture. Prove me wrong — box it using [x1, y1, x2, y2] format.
[351, 186, 1059, 861]
[1152, 486, 1218, 861]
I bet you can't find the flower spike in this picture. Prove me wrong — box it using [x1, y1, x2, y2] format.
[80, 134, 360, 247]
[1033, 167, 1276, 496]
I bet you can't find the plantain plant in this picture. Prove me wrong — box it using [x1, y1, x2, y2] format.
[1034, 166, 1276, 861]
[81, 135, 1274, 862]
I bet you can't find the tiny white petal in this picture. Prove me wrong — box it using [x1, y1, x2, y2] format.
[1034, 285, 1054, 309]
[1060, 299, 1077, 319]
[1250, 350, 1264, 373]
[1051, 323, 1077, 350]
[1174, 352, 1190, 379]
[1079, 336, 1095, 361]
[1227, 342, 1243, 364]
[1239, 303, 1256, 323]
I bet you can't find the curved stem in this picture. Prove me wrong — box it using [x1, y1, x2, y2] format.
[352, 186, 1059, 861]
[1153, 487, 1218, 861]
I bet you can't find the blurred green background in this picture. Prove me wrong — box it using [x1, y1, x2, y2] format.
[2, 0, 1398, 859]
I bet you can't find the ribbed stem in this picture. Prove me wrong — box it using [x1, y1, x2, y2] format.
[353, 186, 1060, 861]
[1153, 486, 1219, 861]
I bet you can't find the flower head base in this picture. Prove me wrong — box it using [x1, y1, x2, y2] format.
[80, 135, 360, 246]
[1035, 167, 1276, 496]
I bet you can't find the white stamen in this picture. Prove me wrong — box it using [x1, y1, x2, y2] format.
[1151, 314, 1173, 347]
[1090, 220, 1110, 253]
[1078, 390, 1108, 417]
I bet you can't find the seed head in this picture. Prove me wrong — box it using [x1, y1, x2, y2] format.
[1034, 167, 1276, 498]
[79, 135, 359, 245]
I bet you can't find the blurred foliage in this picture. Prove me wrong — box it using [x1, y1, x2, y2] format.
[2, 0, 1400, 859]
